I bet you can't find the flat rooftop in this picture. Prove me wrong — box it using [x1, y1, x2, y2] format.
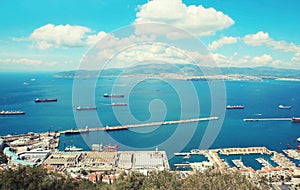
[42, 150, 169, 171]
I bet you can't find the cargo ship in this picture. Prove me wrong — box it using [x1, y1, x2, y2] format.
[292, 117, 300, 123]
[111, 103, 127, 106]
[76, 106, 97, 110]
[278, 105, 292, 109]
[35, 98, 58, 103]
[92, 143, 118, 152]
[103, 93, 124, 98]
[226, 105, 244, 109]
[0, 110, 25, 115]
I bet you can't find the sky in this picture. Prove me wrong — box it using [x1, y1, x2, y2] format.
[1, 0, 300, 71]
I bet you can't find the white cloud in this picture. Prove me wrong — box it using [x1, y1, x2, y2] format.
[243, 31, 271, 46]
[243, 31, 300, 54]
[86, 31, 107, 46]
[23, 24, 106, 49]
[208, 31, 300, 68]
[79, 31, 214, 70]
[252, 54, 273, 64]
[0, 58, 57, 66]
[211, 52, 299, 68]
[135, 0, 234, 37]
[116, 44, 190, 65]
[211, 53, 232, 65]
[208, 36, 238, 50]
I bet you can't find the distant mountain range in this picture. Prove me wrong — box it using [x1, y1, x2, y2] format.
[54, 64, 300, 80]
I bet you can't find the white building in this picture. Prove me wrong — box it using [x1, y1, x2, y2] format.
[0, 138, 4, 150]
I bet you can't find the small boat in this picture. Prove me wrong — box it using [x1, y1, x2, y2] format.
[297, 137, 300, 142]
[64, 145, 83, 152]
[76, 106, 97, 110]
[35, 98, 58, 103]
[226, 105, 244, 109]
[278, 105, 292, 109]
[183, 154, 190, 159]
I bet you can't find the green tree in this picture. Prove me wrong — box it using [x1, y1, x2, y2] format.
[182, 169, 266, 190]
[0, 166, 74, 190]
[142, 170, 182, 190]
[0, 151, 7, 164]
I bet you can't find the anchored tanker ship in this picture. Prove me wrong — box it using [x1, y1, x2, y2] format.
[76, 106, 97, 110]
[0, 110, 25, 115]
[226, 105, 245, 109]
[111, 103, 127, 106]
[292, 117, 300, 123]
[35, 98, 58, 103]
[103, 93, 124, 98]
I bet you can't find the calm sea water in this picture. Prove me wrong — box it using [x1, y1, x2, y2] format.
[1, 72, 300, 168]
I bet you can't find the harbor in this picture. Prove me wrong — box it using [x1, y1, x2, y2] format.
[173, 146, 296, 179]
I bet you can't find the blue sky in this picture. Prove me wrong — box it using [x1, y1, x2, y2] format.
[1, 0, 300, 71]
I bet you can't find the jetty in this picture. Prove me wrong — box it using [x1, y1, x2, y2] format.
[243, 118, 292, 122]
[232, 159, 246, 168]
[61, 117, 219, 134]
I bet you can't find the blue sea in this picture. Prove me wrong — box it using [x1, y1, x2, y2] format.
[1, 72, 300, 169]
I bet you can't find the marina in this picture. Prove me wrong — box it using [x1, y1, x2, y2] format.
[256, 157, 273, 168]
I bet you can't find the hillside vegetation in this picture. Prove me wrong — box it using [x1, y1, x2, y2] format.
[0, 166, 270, 190]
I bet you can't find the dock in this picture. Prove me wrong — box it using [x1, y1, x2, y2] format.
[61, 116, 219, 134]
[232, 159, 246, 168]
[219, 147, 271, 155]
[243, 118, 292, 122]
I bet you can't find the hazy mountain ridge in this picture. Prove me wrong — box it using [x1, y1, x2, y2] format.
[54, 64, 300, 79]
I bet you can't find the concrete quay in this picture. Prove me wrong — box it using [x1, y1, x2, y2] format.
[61, 116, 219, 134]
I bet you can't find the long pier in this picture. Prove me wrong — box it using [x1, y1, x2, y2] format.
[61, 117, 218, 134]
[243, 118, 292, 122]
